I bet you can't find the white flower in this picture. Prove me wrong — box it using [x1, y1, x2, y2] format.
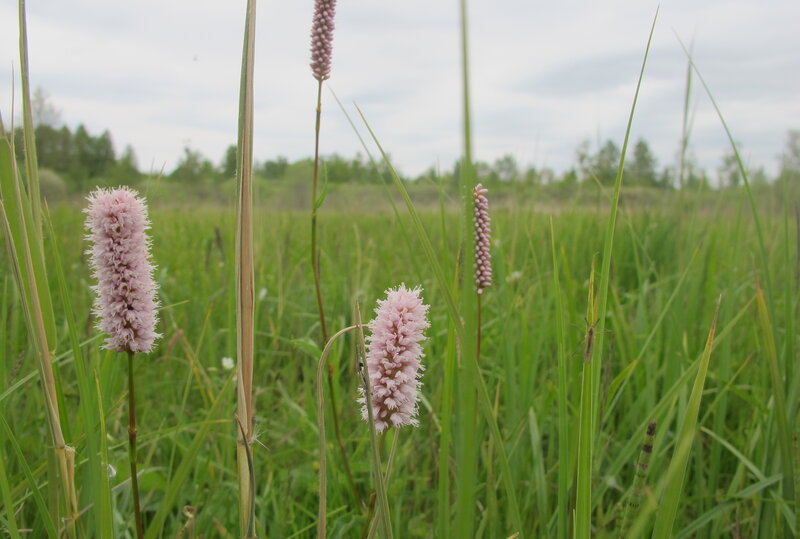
[221, 357, 235, 371]
[506, 270, 523, 283]
[258, 288, 268, 301]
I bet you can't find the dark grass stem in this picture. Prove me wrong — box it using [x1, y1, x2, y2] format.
[127, 351, 144, 539]
[618, 421, 657, 538]
[476, 294, 482, 362]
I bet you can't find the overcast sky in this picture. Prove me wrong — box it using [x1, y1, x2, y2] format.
[1, 0, 798, 180]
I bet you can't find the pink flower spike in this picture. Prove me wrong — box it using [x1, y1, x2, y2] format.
[360, 284, 430, 433]
[473, 183, 493, 294]
[85, 187, 160, 354]
[310, 0, 337, 81]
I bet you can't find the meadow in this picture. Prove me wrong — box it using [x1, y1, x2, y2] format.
[1, 188, 798, 537]
[1, 0, 799, 538]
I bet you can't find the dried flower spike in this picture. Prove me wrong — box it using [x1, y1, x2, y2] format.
[473, 183, 492, 294]
[361, 284, 430, 433]
[85, 187, 159, 353]
[310, 0, 337, 81]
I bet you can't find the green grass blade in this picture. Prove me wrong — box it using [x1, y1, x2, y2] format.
[651, 298, 720, 538]
[144, 375, 234, 539]
[455, 1, 482, 535]
[0, 423, 21, 539]
[0, 414, 58, 537]
[44, 206, 114, 537]
[754, 279, 796, 525]
[550, 219, 569, 539]
[576, 10, 659, 537]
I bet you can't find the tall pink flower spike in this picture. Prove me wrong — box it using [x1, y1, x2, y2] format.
[310, 0, 337, 81]
[85, 187, 160, 353]
[360, 284, 430, 433]
[473, 183, 493, 294]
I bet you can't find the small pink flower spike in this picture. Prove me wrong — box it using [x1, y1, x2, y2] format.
[473, 183, 493, 294]
[360, 284, 430, 433]
[310, 0, 337, 81]
[85, 187, 160, 354]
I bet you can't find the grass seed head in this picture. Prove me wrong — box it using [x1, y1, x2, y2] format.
[85, 186, 160, 353]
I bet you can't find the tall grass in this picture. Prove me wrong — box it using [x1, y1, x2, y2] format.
[0, 2, 796, 538]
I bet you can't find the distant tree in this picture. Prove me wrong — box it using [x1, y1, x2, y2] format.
[111, 145, 141, 185]
[493, 154, 519, 183]
[220, 145, 237, 180]
[90, 130, 116, 178]
[576, 140, 591, 182]
[522, 166, 539, 184]
[322, 154, 353, 183]
[628, 139, 658, 187]
[561, 168, 578, 187]
[34, 124, 73, 174]
[595, 140, 620, 185]
[70, 125, 92, 185]
[718, 147, 742, 188]
[779, 130, 800, 182]
[576, 139, 620, 185]
[171, 146, 216, 183]
[474, 161, 499, 185]
[31, 87, 62, 127]
[750, 166, 770, 188]
[261, 156, 289, 179]
[657, 166, 676, 189]
[538, 167, 556, 185]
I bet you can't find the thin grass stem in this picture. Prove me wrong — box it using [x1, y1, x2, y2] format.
[127, 351, 144, 539]
[317, 324, 365, 538]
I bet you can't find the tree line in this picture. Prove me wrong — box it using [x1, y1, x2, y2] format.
[14, 90, 800, 196]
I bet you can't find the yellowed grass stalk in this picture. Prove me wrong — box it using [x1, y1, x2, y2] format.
[0, 145, 78, 536]
[235, 0, 257, 536]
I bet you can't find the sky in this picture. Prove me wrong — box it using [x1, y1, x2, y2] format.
[1, 0, 798, 180]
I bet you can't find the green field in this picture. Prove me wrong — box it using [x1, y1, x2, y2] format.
[1, 190, 798, 536]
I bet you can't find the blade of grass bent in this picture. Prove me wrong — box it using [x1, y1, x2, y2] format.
[676, 46, 796, 518]
[576, 10, 658, 538]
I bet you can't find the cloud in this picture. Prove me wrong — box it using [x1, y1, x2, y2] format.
[0, 0, 797, 179]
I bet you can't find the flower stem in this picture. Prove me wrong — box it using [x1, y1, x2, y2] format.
[311, 79, 328, 344]
[127, 351, 144, 539]
[477, 294, 482, 362]
[311, 77, 361, 511]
